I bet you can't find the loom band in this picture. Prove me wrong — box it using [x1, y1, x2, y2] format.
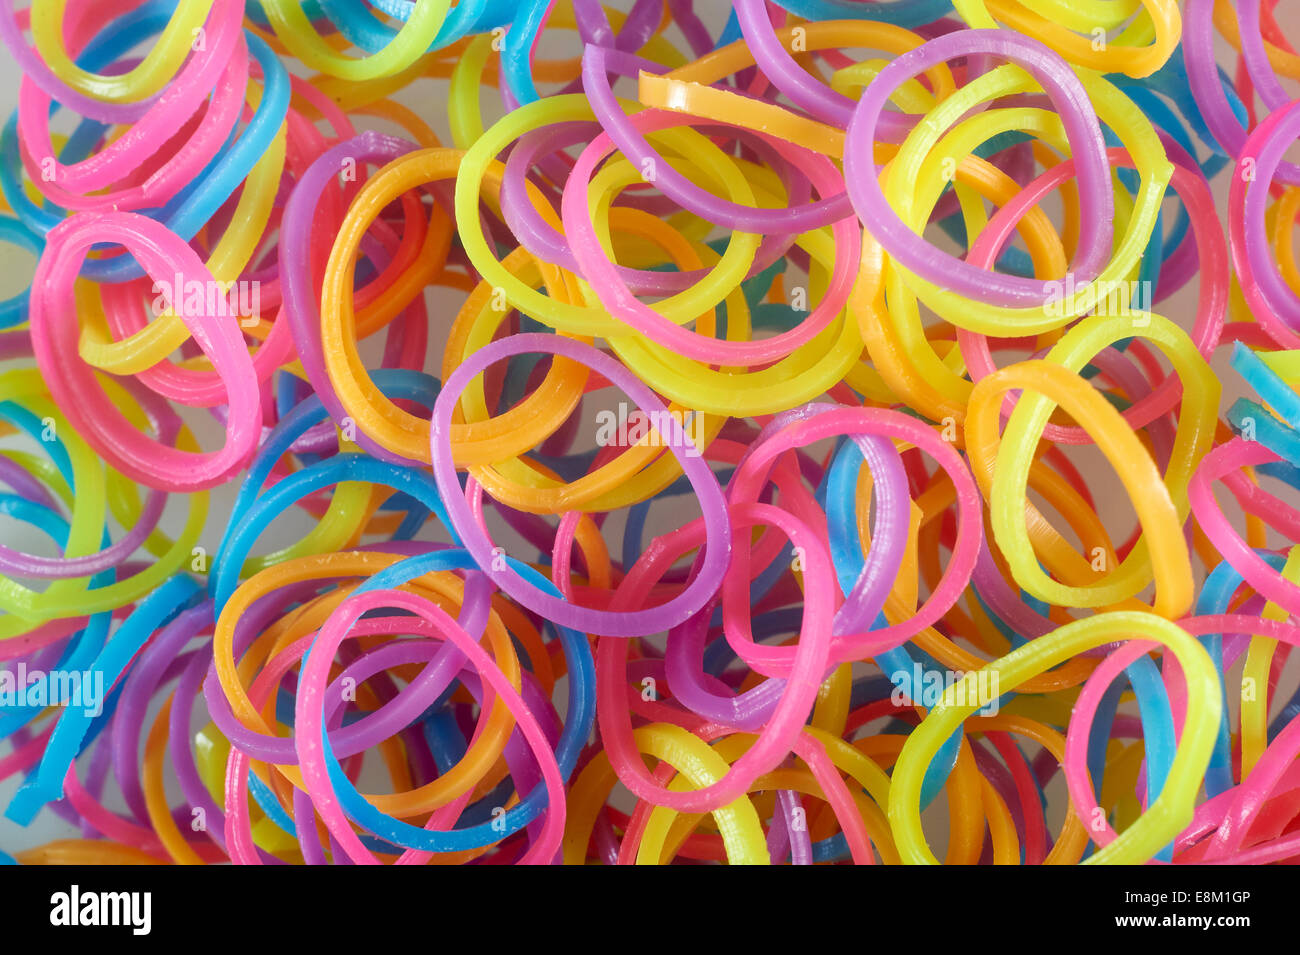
[662, 599, 821, 734]
[347, 99, 442, 152]
[110, 599, 209, 828]
[499, 123, 803, 302]
[1271, 188, 1300, 297]
[567, 126, 789, 328]
[0, 215, 38, 328]
[0, 0, 177, 124]
[668, 16, 958, 140]
[587, 60, 861, 238]
[31, 0, 218, 103]
[873, 125, 1086, 408]
[448, 32, 498, 149]
[1215, 468, 1300, 555]
[959, 208, 1220, 441]
[604, 299, 861, 419]
[320, 190, 443, 347]
[960, 0, 1180, 77]
[207, 555, 507, 777]
[0, 580, 104, 742]
[244, 0, 329, 29]
[211, 458, 453, 613]
[789, 420, 910, 633]
[634, 734, 879, 866]
[550, 510, 613, 606]
[925, 134, 1170, 335]
[1146, 139, 1221, 308]
[0, 453, 60, 516]
[180, 704, 294, 862]
[260, 0, 456, 81]
[432, 336, 728, 636]
[3, 571, 201, 826]
[1248, 348, 1300, 390]
[78, 144, 288, 387]
[563, 736, 768, 866]
[895, 611, 1219, 864]
[1173, 615, 1300, 859]
[256, 477, 424, 558]
[499, 0, 556, 106]
[17, 21, 248, 209]
[571, 0, 660, 50]
[1177, 784, 1300, 865]
[1113, 84, 1211, 247]
[0, 108, 123, 240]
[321, 156, 577, 466]
[321, 649, 562, 859]
[1219, 0, 1300, 89]
[283, 134, 453, 463]
[571, 177, 853, 374]
[887, 98, 1166, 340]
[59, 758, 189, 858]
[978, 730, 1045, 862]
[16, 839, 175, 864]
[499, 0, 688, 110]
[0, 464, 166, 581]
[72, 33, 290, 290]
[977, 320, 1206, 553]
[145, 697, 224, 863]
[770, 788, 811, 866]
[226, 622, 496, 845]
[455, 96, 662, 332]
[966, 713, 1091, 863]
[449, 297, 681, 485]
[0, 408, 187, 621]
[1147, 51, 1251, 167]
[820, 442, 987, 792]
[938, 115, 1076, 273]
[318, 0, 496, 54]
[1238, 551, 1300, 779]
[1185, 1, 1300, 186]
[296, 591, 567, 864]
[1062, 641, 1179, 860]
[1227, 399, 1300, 484]
[639, 73, 850, 171]
[1113, 73, 1205, 168]
[966, 355, 1203, 616]
[841, 33, 1116, 309]
[1237, 106, 1300, 333]
[593, 505, 832, 816]
[256, 594, 534, 777]
[727, 409, 982, 664]
[735, 0, 896, 130]
[1190, 449, 1300, 621]
[279, 73, 358, 157]
[29, 221, 260, 494]
[773, 0, 953, 28]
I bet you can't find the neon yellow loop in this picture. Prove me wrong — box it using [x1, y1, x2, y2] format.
[889, 612, 1219, 865]
[31, 0, 212, 101]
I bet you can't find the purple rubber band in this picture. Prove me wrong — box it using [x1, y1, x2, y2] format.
[582, 44, 857, 233]
[430, 333, 731, 637]
[843, 29, 1114, 307]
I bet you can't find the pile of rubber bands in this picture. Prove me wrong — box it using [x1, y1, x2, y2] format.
[3, 0, 1300, 866]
